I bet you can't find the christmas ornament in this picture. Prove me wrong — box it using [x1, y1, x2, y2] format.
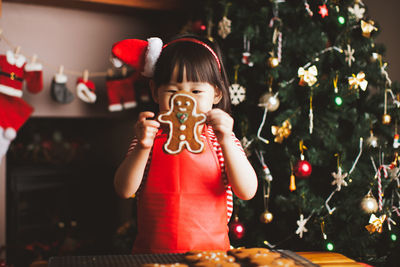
[76, 70, 96, 103]
[268, 56, 279, 68]
[382, 114, 391, 125]
[331, 166, 348, 191]
[192, 20, 206, 33]
[289, 172, 296, 191]
[394, 134, 400, 149]
[242, 35, 253, 67]
[229, 84, 246, 106]
[106, 68, 138, 111]
[295, 160, 312, 178]
[365, 214, 386, 234]
[344, 44, 355, 67]
[318, 4, 329, 18]
[361, 190, 378, 213]
[271, 120, 291, 143]
[361, 20, 377, 38]
[296, 214, 311, 238]
[298, 65, 318, 86]
[218, 16, 231, 39]
[229, 216, 245, 240]
[229, 66, 246, 106]
[259, 92, 280, 112]
[348, 71, 368, 91]
[260, 210, 274, 224]
[367, 130, 378, 148]
[348, 3, 365, 21]
[51, 66, 74, 104]
[295, 140, 312, 178]
[382, 89, 391, 125]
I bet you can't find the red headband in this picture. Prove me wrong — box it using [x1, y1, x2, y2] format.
[162, 38, 221, 72]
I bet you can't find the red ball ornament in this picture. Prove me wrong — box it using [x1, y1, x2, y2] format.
[192, 20, 206, 33]
[229, 216, 245, 240]
[294, 160, 312, 178]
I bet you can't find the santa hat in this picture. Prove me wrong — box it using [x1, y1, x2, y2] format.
[111, 37, 163, 78]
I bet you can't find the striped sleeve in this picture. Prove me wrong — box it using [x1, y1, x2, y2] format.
[207, 127, 246, 222]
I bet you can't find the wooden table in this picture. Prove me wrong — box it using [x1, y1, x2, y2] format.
[297, 252, 364, 267]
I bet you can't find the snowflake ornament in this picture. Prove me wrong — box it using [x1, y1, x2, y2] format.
[331, 166, 348, 191]
[218, 16, 232, 39]
[348, 3, 365, 21]
[229, 83, 246, 105]
[296, 214, 310, 238]
[344, 44, 355, 67]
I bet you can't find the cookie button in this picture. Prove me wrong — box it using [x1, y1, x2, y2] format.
[180, 125, 186, 131]
[180, 134, 186, 140]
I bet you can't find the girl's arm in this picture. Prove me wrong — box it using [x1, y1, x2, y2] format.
[114, 112, 160, 198]
[206, 109, 258, 200]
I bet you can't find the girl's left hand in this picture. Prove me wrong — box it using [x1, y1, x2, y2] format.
[206, 108, 234, 145]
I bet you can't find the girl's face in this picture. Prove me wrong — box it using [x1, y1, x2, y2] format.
[151, 65, 222, 114]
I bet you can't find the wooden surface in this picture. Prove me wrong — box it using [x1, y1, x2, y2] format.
[297, 252, 362, 267]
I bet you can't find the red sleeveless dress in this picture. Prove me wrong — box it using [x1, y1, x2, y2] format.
[132, 128, 230, 253]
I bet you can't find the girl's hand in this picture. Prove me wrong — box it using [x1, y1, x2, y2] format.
[135, 111, 160, 149]
[206, 108, 234, 146]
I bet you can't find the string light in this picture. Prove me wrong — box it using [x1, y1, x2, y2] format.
[391, 233, 397, 241]
[338, 16, 346, 25]
[335, 96, 343, 106]
[326, 242, 334, 251]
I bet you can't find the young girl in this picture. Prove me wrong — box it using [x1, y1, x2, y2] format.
[114, 35, 258, 254]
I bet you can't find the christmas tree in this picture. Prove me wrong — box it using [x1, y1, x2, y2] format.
[184, 0, 400, 265]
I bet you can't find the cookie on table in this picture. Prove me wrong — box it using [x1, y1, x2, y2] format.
[141, 264, 188, 267]
[184, 250, 233, 264]
[227, 247, 275, 261]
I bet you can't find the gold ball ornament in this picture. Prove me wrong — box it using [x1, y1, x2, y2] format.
[361, 191, 378, 214]
[382, 114, 391, 125]
[259, 92, 280, 112]
[260, 210, 274, 224]
[268, 57, 279, 68]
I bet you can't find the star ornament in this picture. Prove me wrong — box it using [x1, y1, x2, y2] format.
[361, 20, 377, 38]
[344, 44, 355, 67]
[296, 214, 310, 238]
[331, 166, 348, 191]
[318, 4, 329, 18]
[348, 71, 368, 91]
[365, 214, 386, 234]
[348, 3, 365, 21]
[298, 65, 318, 87]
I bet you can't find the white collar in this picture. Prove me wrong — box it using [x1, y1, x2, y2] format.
[6, 50, 26, 68]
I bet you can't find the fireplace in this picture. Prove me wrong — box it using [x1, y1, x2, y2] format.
[4, 117, 135, 266]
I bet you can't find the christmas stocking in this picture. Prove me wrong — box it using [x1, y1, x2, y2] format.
[24, 61, 43, 94]
[106, 73, 137, 112]
[0, 94, 33, 162]
[76, 78, 96, 103]
[51, 73, 74, 104]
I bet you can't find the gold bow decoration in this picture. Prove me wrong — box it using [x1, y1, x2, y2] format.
[298, 65, 318, 87]
[348, 71, 368, 91]
[365, 214, 386, 234]
[361, 20, 377, 38]
[271, 120, 292, 143]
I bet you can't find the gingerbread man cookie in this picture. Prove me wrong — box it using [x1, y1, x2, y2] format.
[158, 92, 206, 154]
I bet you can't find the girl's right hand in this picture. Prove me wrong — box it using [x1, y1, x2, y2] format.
[135, 111, 160, 149]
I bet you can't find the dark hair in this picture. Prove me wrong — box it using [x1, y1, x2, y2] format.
[153, 34, 231, 113]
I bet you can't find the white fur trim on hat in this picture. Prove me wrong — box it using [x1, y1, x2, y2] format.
[4, 127, 17, 141]
[111, 56, 124, 68]
[142, 37, 163, 78]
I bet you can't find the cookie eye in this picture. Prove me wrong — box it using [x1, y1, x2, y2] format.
[176, 101, 182, 106]
[185, 101, 191, 106]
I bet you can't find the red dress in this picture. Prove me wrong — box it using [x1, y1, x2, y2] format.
[132, 127, 230, 253]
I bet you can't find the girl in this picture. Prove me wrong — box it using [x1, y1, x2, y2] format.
[114, 35, 258, 254]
